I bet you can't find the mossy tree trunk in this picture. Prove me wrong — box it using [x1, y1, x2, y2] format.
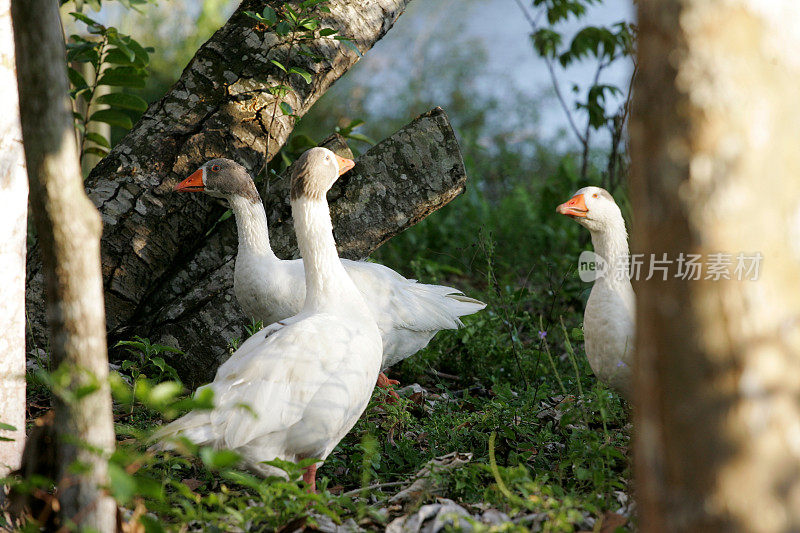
[12, 0, 116, 529]
[0, 0, 27, 477]
[631, 1, 800, 530]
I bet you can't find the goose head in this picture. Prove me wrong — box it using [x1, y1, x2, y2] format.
[175, 158, 260, 203]
[556, 186, 623, 233]
[290, 147, 355, 202]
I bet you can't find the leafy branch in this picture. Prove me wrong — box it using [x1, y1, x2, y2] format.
[515, 0, 636, 187]
[244, 1, 364, 176]
[66, 11, 151, 167]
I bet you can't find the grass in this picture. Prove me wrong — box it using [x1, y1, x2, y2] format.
[12, 144, 634, 532]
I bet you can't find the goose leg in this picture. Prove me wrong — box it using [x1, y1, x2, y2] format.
[376, 372, 400, 401]
[302, 463, 317, 493]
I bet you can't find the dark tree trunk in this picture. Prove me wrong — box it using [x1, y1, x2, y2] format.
[631, 1, 800, 530]
[12, 0, 116, 529]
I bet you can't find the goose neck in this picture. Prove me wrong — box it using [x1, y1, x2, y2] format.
[591, 218, 630, 286]
[228, 195, 277, 261]
[291, 196, 351, 311]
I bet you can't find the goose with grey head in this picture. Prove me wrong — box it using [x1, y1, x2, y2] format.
[557, 186, 634, 399]
[175, 149, 486, 391]
[154, 148, 383, 490]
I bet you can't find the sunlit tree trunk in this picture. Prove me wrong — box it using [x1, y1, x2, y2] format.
[631, 0, 800, 530]
[0, 0, 27, 477]
[12, 0, 116, 529]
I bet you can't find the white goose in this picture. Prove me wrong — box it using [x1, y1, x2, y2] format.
[175, 151, 485, 386]
[155, 148, 383, 489]
[557, 186, 634, 399]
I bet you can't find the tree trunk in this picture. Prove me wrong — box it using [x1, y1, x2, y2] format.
[25, 0, 414, 375]
[12, 0, 116, 529]
[0, 0, 27, 477]
[631, 1, 800, 531]
[140, 107, 467, 384]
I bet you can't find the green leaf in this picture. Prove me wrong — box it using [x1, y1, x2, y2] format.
[0, 422, 17, 432]
[243, 10, 265, 22]
[138, 515, 165, 533]
[284, 6, 299, 23]
[147, 381, 182, 405]
[300, 18, 319, 30]
[83, 146, 109, 158]
[108, 36, 135, 62]
[74, 382, 100, 399]
[108, 463, 136, 504]
[151, 357, 165, 372]
[301, 0, 329, 8]
[200, 448, 241, 470]
[266, 84, 291, 98]
[97, 67, 146, 88]
[318, 28, 337, 37]
[96, 92, 148, 111]
[89, 109, 133, 129]
[67, 67, 89, 90]
[275, 21, 291, 36]
[334, 36, 361, 56]
[66, 41, 98, 63]
[125, 38, 150, 66]
[261, 6, 277, 25]
[270, 59, 287, 72]
[289, 66, 312, 84]
[105, 48, 136, 66]
[531, 29, 562, 59]
[69, 11, 100, 26]
[280, 102, 293, 116]
[346, 132, 375, 145]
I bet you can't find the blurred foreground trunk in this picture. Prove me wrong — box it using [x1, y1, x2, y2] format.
[0, 0, 27, 477]
[631, 1, 800, 531]
[13, 0, 115, 529]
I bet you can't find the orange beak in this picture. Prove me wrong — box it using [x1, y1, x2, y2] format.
[335, 154, 355, 176]
[556, 193, 588, 218]
[175, 168, 205, 192]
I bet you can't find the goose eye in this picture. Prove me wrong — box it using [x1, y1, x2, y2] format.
[592, 193, 598, 198]
[211, 164, 221, 172]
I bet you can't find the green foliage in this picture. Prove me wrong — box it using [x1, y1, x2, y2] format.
[116, 336, 182, 385]
[65, 10, 151, 166]
[114, 336, 183, 416]
[521, 0, 636, 186]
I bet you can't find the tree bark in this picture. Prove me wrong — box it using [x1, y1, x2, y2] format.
[12, 0, 116, 529]
[631, 1, 800, 531]
[0, 0, 27, 477]
[140, 106, 467, 385]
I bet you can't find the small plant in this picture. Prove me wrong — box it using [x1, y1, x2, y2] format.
[65, 11, 151, 166]
[116, 336, 182, 384]
[115, 336, 182, 413]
